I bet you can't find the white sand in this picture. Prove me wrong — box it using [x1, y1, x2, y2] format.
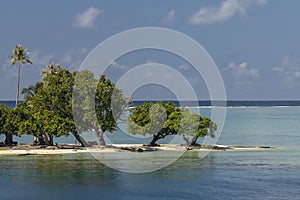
[0, 144, 274, 155]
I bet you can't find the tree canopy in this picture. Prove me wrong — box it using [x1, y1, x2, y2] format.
[127, 101, 216, 146]
[73, 71, 128, 146]
[20, 64, 74, 145]
[1, 48, 216, 148]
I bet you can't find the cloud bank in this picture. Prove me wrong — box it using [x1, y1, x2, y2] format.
[224, 61, 260, 78]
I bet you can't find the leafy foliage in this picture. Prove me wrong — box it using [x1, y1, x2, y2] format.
[180, 112, 217, 146]
[127, 101, 216, 146]
[73, 71, 128, 145]
[8, 45, 32, 66]
[0, 104, 26, 145]
[21, 64, 74, 145]
[0, 104, 7, 135]
[127, 102, 182, 145]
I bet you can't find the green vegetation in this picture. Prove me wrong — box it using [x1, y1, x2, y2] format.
[5, 44, 32, 145]
[72, 70, 128, 146]
[127, 102, 216, 146]
[0, 44, 216, 147]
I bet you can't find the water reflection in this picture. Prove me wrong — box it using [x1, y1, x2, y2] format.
[0, 154, 119, 186]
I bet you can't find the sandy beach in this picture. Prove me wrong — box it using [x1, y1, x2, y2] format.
[0, 144, 275, 155]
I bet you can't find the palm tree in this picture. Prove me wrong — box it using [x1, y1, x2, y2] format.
[8, 44, 33, 107]
[41, 63, 60, 78]
[21, 82, 42, 101]
[21, 85, 35, 100]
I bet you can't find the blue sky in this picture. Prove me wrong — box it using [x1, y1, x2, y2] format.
[1, 0, 300, 100]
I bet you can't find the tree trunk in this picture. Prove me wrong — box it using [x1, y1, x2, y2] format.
[37, 136, 46, 145]
[149, 135, 160, 146]
[49, 135, 54, 146]
[190, 136, 198, 146]
[42, 134, 50, 146]
[16, 63, 20, 107]
[33, 136, 38, 145]
[5, 133, 13, 146]
[183, 135, 191, 146]
[71, 130, 89, 147]
[96, 128, 106, 146]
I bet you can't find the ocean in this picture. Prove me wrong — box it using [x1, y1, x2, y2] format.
[0, 101, 300, 199]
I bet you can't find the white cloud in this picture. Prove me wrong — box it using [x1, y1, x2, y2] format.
[273, 66, 300, 79]
[178, 64, 191, 70]
[272, 53, 300, 79]
[189, 0, 268, 25]
[59, 48, 88, 70]
[29, 51, 54, 66]
[161, 9, 175, 25]
[286, 70, 300, 78]
[272, 67, 284, 73]
[110, 61, 128, 70]
[73, 7, 103, 28]
[224, 62, 260, 78]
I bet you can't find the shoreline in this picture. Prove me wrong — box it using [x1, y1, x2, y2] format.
[0, 144, 275, 155]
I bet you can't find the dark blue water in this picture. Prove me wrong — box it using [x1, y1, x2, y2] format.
[0, 149, 299, 200]
[130, 100, 300, 107]
[0, 101, 18, 108]
[3, 100, 300, 108]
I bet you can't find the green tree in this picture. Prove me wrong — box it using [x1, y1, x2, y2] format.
[7, 44, 32, 145]
[17, 103, 46, 145]
[21, 82, 43, 101]
[73, 71, 128, 146]
[127, 102, 216, 146]
[180, 112, 217, 146]
[0, 104, 25, 145]
[0, 104, 7, 144]
[127, 102, 182, 146]
[23, 64, 74, 145]
[94, 75, 128, 145]
[8, 44, 33, 107]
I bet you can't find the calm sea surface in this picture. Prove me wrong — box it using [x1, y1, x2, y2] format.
[0, 101, 300, 199]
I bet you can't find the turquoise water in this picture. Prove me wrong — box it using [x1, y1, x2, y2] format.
[1, 107, 300, 199]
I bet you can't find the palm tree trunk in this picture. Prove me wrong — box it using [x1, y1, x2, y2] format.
[16, 63, 20, 107]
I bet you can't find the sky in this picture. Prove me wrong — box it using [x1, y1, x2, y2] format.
[1, 0, 300, 100]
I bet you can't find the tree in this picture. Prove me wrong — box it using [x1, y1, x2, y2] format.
[127, 102, 182, 146]
[127, 102, 217, 146]
[180, 112, 217, 146]
[73, 71, 128, 146]
[8, 44, 33, 107]
[0, 104, 25, 145]
[94, 75, 128, 145]
[0, 104, 7, 144]
[21, 82, 43, 101]
[7, 44, 32, 145]
[17, 103, 46, 145]
[23, 64, 74, 146]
